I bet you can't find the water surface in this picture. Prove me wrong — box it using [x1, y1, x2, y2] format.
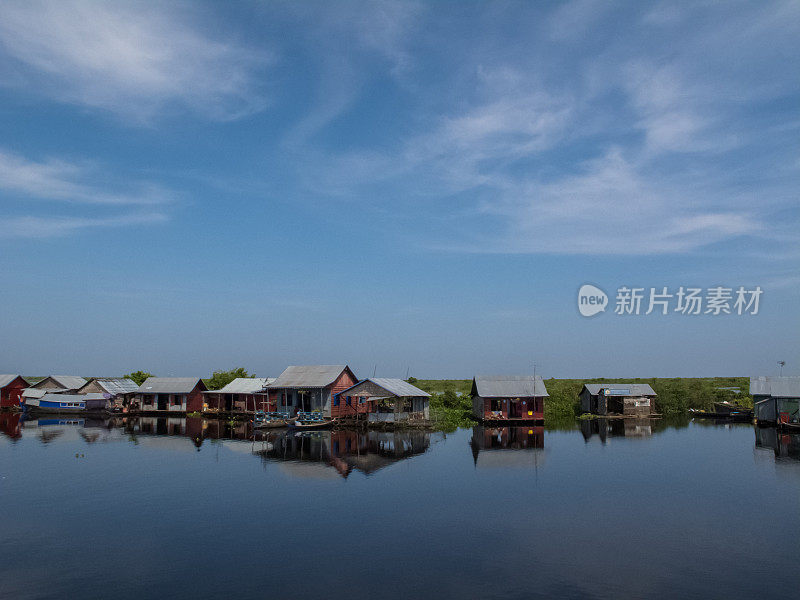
[1, 414, 797, 599]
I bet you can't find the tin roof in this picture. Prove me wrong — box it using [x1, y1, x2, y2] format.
[339, 378, 431, 398]
[750, 376, 800, 398]
[86, 378, 139, 396]
[582, 383, 656, 396]
[207, 378, 275, 394]
[268, 366, 352, 389]
[136, 377, 206, 394]
[472, 375, 549, 398]
[37, 375, 88, 390]
[0, 374, 27, 388]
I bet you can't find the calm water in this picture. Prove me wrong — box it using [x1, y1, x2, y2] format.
[1, 414, 798, 600]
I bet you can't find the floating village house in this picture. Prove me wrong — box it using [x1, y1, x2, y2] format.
[335, 378, 431, 423]
[29, 375, 88, 393]
[751, 376, 800, 427]
[132, 377, 207, 412]
[204, 377, 275, 412]
[21, 375, 89, 405]
[0, 375, 29, 408]
[471, 375, 548, 422]
[579, 383, 657, 416]
[76, 378, 139, 409]
[267, 365, 357, 417]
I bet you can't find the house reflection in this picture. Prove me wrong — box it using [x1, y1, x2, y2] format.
[469, 426, 545, 469]
[754, 427, 800, 462]
[253, 429, 432, 478]
[0, 411, 23, 440]
[580, 418, 655, 443]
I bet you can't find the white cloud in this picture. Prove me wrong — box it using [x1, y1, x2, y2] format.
[1, 212, 168, 239]
[0, 0, 270, 121]
[0, 148, 173, 205]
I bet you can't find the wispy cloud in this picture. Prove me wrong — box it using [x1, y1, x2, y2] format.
[0, 147, 175, 238]
[0, 0, 270, 122]
[1, 212, 167, 239]
[286, 1, 798, 257]
[0, 148, 173, 205]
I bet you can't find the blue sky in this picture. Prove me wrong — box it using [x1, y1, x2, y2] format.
[0, 0, 797, 379]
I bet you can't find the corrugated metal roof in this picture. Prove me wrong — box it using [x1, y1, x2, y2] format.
[0, 374, 27, 388]
[473, 376, 549, 398]
[209, 378, 275, 394]
[136, 377, 204, 394]
[582, 383, 656, 396]
[750, 376, 800, 398]
[268, 366, 349, 389]
[40, 375, 88, 390]
[91, 378, 139, 395]
[340, 378, 431, 398]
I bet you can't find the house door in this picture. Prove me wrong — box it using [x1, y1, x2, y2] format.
[509, 401, 522, 418]
[224, 394, 233, 411]
[157, 394, 168, 410]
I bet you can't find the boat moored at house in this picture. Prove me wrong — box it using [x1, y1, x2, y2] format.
[24, 393, 109, 413]
[471, 375, 548, 422]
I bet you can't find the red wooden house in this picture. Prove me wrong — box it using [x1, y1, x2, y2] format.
[0, 375, 29, 408]
[132, 377, 207, 413]
[267, 365, 357, 418]
[471, 375, 548, 422]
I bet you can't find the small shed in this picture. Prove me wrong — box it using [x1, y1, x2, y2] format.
[204, 377, 276, 412]
[268, 365, 358, 417]
[0, 374, 29, 408]
[77, 378, 139, 409]
[579, 383, 657, 416]
[31, 375, 88, 392]
[471, 375, 548, 422]
[751, 376, 800, 426]
[132, 377, 207, 413]
[335, 378, 430, 423]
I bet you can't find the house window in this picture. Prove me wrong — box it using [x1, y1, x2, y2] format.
[346, 396, 352, 406]
[144, 395, 154, 404]
[173, 395, 183, 406]
[334, 396, 340, 407]
[359, 396, 365, 404]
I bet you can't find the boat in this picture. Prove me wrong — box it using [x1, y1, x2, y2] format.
[23, 393, 110, 414]
[689, 404, 753, 421]
[287, 412, 335, 429]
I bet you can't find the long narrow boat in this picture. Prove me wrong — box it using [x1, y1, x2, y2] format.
[288, 413, 335, 429]
[24, 393, 109, 413]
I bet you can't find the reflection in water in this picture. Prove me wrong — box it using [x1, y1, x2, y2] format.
[580, 418, 657, 443]
[469, 426, 545, 469]
[754, 427, 800, 462]
[253, 429, 432, 478]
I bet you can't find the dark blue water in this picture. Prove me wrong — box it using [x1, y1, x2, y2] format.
[1, 415, 797, 600]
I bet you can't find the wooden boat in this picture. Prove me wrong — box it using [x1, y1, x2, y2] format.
[254, 418, 287, 429]
[288, 412, 335, 429]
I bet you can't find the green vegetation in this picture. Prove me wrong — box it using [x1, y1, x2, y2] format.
[124, 371, 153, 386]
[204, 367, 254, 391]
[411, 376, 751, 430]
